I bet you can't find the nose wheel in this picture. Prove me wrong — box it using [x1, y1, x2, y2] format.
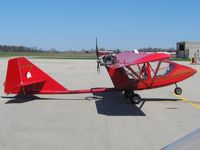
[174, 84, 182, 95]
[124, 91, 141, 104]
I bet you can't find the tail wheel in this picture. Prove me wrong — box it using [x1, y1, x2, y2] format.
[174, 87, 182, 95]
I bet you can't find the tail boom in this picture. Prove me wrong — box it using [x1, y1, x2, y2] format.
[68, 87, 116, 94]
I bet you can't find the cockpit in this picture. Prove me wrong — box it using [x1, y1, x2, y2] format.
[124, 60, 175, 80]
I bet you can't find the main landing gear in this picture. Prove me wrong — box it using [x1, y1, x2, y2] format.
[124, 90, 141, 104]
[174, 84, 182, 95]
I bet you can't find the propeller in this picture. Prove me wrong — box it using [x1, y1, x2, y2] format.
[96, 37, 100, 73]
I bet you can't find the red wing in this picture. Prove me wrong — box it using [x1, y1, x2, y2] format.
[109, 52, 171, 68]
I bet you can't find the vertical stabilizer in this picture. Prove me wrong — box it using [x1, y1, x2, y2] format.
[4, 57, 69, 94]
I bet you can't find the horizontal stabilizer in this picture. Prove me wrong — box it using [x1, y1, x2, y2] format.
[17, 79, 46, 87]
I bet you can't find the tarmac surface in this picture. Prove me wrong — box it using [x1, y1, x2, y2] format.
[0, 58, 200, 150]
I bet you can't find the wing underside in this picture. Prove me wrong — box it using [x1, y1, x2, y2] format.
[109, 52, 171, 68]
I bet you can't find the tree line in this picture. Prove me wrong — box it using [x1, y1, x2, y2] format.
[138, 47, 176, 52]
[0, 45, 176, 53]
[0, 45, 44, 52]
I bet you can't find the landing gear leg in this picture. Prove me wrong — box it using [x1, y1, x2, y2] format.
[174, 83, 182, 95]
[124, 90, 142, 104]
[124, 90, 131, 99]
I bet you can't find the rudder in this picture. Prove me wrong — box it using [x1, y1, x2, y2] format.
[4, 57, 69, 94]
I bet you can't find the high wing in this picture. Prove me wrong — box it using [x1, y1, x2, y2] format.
[109, 51, 171, 68]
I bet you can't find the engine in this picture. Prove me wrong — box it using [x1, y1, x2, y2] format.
[102, 54, 117, 66]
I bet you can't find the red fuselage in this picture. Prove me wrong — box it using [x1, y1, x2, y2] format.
[107, 60, 197, 91]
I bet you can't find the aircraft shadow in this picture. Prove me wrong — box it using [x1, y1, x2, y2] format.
[2, 93, 180, 117]
[142, 98, 180, 102]
[2, 94, 40, 103]
[93, 92, 146, 116]
[2, 93, 146, 116]
[2, 94, 84, 104]
[93, 92, 180, 116]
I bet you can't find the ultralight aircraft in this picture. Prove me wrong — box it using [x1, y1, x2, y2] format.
[4, 39, 197, 104]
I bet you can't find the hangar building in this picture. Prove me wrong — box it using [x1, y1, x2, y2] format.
[176, 41, 200, 58]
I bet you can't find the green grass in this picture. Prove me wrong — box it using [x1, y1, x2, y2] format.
[0, 51, 192, 61]
[0, 52, 40, 57]
[169, 58, 191, 61]
[0, 52, 97, 59]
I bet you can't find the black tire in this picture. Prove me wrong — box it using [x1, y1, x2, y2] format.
[131, 94, 141, 104]
[174, 87, 182, 95]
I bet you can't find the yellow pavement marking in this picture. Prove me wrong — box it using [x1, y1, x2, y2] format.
[173, 93, 200, 110]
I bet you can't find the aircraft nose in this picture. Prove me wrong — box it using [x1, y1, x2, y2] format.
[175, 64, 197, 81]
[185, 66, 197, 77]
[190, 67, 197, 76]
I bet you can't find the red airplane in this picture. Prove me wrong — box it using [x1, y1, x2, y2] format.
[4, 42, 197, 104]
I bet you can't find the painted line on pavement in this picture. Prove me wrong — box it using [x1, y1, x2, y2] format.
[173, 93, 200, 110]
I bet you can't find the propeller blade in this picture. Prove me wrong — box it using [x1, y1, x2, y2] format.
[97, 63, 100, 73]
[96, 37, 100, 73]
[96, 37, 99, 58]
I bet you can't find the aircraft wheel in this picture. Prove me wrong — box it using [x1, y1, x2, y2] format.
[174, 87, 182, 95]
[131, 94, 141, 104]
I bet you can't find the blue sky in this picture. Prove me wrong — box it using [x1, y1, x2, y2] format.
[0, 0, 200, 51]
